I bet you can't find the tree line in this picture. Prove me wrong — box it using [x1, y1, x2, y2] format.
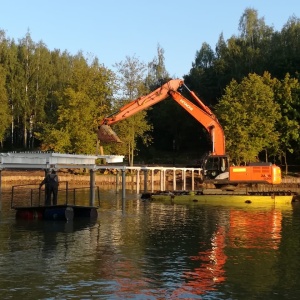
[0, 8, 300, 171]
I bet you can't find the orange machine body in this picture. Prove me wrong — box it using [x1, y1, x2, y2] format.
[229, 164, 282, 184]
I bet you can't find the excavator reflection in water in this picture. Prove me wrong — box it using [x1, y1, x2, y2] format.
[98, 79, 282, 186]
[95, 207, 283, 298]
[171, 225, 227, 298]
[171, 208, 283, 298]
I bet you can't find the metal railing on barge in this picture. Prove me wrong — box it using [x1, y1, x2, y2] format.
[10, 181, 100, 209]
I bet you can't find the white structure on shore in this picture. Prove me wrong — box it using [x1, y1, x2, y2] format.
[0, 152, 124, 169]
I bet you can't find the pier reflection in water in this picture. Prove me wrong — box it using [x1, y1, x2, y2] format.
[1, 187, 300, 299]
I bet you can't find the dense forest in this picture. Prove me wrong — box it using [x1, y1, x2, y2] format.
[0, 8, 300, 170]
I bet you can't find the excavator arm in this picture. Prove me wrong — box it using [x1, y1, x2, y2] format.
[100, 79, 184, 125]
[98, 79, 225, 155]
[168, 89, 225, 155]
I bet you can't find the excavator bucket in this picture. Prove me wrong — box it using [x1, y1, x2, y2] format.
[97, 125, 122, 143]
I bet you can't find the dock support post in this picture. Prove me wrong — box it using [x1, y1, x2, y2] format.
[151, 169, 154, 192]
[90, 169, 95, 206]
[136, 170, 140, 194]
[144, 169, 148, 193]
[173, 168, 176, 190]
[116, 171, 119, 194]
[160, 169, 164, 191]
[122, 167, 126, 201]
[44, 169, 49, 204]
[192, 170, 195, 191]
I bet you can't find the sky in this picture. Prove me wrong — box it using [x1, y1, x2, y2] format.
[1, 1, 299, 78]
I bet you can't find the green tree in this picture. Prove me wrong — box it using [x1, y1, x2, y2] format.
[42, 49, 73, 127]
[39, 88, 97, 153]
[185, 8, 275, 104]
[193, 42, 215, 69]
[38, 53, 114, 154]
[69, 53, 115, 119]
[268, 73, 300, 173]
[3, 31, 54, 149]
[2, 38, 23, 147]
[0, 65, 10, 147]
[110, 55, 152, 166]
[146, 44, 169, 89]
[17, 32, 37, 148]
[215, 73, 281, 164]
[185, 41, 220, 105]
[0, 31, 12, 147]
[21, 40, 54, 149]
[272, 16, 300, 77]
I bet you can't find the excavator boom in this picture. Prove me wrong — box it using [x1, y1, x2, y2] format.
[98, 79, 183, 143]
[101, 79, 184, 125]
[98, 79, 225, 155]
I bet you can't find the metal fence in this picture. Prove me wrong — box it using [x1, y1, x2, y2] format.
[11, 181, 100, 208]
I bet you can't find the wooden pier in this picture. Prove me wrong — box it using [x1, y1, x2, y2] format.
[0, 152, 203, 218]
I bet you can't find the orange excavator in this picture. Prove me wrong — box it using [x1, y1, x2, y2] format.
[98, 79, 282, 185]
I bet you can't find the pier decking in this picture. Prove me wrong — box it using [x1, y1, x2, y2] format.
[0, 152, 123, 218]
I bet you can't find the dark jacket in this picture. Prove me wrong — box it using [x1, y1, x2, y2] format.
[48, 173, 59, 187]
[40, 172, 59, 188]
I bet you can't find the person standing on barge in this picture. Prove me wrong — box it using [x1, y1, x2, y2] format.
[40, 170, 59, 205]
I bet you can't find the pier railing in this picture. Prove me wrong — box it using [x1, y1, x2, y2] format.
[95, 165, 203, 193]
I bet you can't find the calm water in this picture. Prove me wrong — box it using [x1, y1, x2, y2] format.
[1, 187, 300, 299]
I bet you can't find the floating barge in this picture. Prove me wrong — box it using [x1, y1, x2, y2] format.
[15, 205, 98, 221]
[0, 151, 124, 220]
[141, 189, 298, 208]
[10, 183, 101, 221]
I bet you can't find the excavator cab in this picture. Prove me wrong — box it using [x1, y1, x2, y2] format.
[201, 154, 229, 180]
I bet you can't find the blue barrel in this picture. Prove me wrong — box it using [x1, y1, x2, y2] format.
[43, 206, 74, 221]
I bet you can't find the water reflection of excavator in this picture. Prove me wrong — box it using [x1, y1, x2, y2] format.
[171, 208, 283, 298]
[171, 225, 227, 298]
[98, 79, 282, 186]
